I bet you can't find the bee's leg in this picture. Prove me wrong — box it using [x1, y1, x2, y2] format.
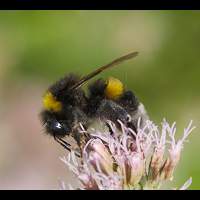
[73, 131, 87, 155]
[82, 124, 90, 139]
[77, 123, 90, 140]
[95, 99, 140, 135]
[72, 108, 90, 149]
[105, 121, 114, 135]
[54, 135, 71, 151]
[54, 136, 81, 157]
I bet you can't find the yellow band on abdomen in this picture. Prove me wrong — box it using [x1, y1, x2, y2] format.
[105, 77, 124, 100]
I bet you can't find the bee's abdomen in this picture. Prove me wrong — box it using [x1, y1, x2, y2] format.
[118, 90, 139, 113]
[95, 99, 130, 125]
[130, 103, 149, 130]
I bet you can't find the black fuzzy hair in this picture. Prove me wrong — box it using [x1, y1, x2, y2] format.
[48, 73, 87, 109]
[88, 78, 106, 97]
[118, 90, 139, 113]
[87, 79, 107, 116]
[49, 73, 80, 97]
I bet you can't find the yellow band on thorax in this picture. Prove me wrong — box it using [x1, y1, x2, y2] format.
[43, 91, 62, 112]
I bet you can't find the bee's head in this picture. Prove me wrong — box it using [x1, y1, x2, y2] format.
[46, 120, 71, 138]
[40, 110, 71, 138]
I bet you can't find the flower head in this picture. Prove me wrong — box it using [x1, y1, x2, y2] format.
[61, 118, 195, 190]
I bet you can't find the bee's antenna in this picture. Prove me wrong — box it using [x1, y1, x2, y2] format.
[70, 51, 139, 90]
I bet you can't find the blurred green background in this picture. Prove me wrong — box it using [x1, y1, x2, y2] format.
[0, 10, 199, 189]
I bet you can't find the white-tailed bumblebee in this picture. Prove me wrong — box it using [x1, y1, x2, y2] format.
[40, 52, 149, 155]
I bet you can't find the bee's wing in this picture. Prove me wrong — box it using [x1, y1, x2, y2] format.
[70, 51, 139, 90]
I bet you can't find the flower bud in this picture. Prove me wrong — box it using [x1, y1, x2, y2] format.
[160, 143, 181, 180]
[87, 139, 114, 176]
[149, 146, 165, 181]
[129, 153, 144, 187]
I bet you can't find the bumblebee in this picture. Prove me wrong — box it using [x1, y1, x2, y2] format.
[40, 52, 149, 155]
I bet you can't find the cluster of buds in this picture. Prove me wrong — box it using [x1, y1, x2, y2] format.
[61, 118, 195, 190]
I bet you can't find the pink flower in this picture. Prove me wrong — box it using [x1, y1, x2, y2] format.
[61, 118, 195, 190]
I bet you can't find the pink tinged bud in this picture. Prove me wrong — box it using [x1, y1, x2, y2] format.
[149, 119, 167, 181]
[160, 143, 182, 181]
[116, 159, 128, 188]
[116, 153, 144, 189]
[150, 146, 165, 180]
[87, 139, 114, 176]
[129, 153, 145, 187]
[159, 120, 195, 181]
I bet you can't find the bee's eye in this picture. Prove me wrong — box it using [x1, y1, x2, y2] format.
[55, 122, 62, 129]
